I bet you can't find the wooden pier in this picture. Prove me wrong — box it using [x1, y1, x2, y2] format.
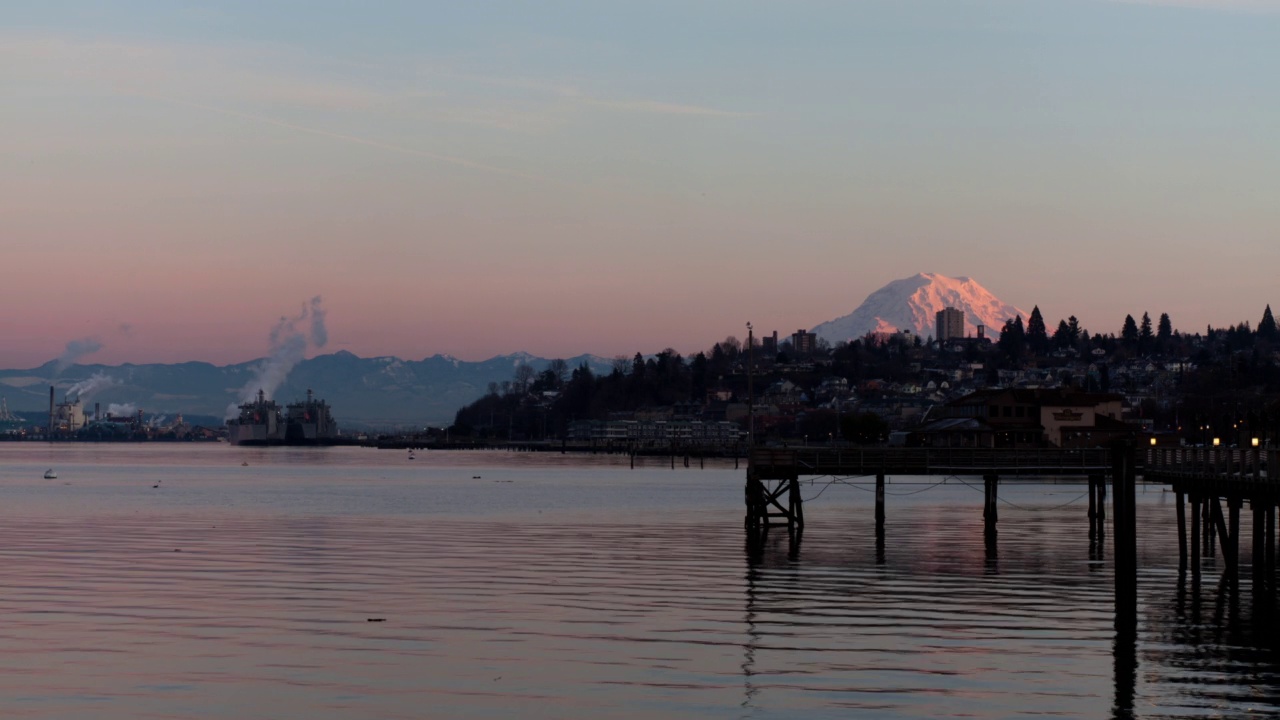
[746, 444, 1280, 595]
[746, 447, 1111, 532]
[1144, 447, 1279, 589]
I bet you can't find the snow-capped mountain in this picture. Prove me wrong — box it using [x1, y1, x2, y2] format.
[810, 273, 1027, 343]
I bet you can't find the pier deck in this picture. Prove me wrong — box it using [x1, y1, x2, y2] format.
[749, 447, 1112, 481]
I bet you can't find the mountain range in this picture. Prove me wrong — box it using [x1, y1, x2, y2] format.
[810, 273, 1026, 344]
[1, 273, 1026, 429]
[0, 352, 615, 430]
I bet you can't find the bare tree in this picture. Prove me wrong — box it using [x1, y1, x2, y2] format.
[612, 355, 631, 376]
[513, 364, 536, 394]
[547, 359, 569, 387]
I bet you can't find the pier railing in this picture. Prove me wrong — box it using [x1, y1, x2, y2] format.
[749, 447, 1111, 479]
[1144, 447, 1276, 484]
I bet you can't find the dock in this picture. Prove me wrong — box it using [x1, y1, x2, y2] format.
[745, 443, 1280, 601]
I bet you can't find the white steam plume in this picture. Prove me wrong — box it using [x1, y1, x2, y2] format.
[55, 337, 104, 374]
[107, 403, 137, 417]
[66, 371, 121, 402]
[225, 296, 329, 420]
[309, 296, 328, 348]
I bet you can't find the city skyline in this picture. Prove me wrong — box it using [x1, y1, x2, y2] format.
[5, 1, 1279, 366]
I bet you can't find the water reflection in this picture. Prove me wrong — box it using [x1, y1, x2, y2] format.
[1, 445, 1279, 718]
[742, 500, 1280, 719]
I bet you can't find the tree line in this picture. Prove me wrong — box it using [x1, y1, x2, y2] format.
[448, 303, 1280, 444]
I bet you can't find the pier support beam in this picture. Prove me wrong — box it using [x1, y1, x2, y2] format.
[745, 473, 765, 530]
[1190, 493, 1202, 581]
[1228, 498, 1242, 586]
[1253, 501, 1266, 593]
[1268, 504, 1277, 583]
[1111, 440, 1137, 622]
[1204, 498, 1217, 558]
[875, 473, 886, 538]
[1209, 498, 1234, 582]
[983, 473, 999, 541]
[1176, 490, 1188, 570]
[1088, 473, 1108, 541]
[788, 476, 804, 531]
[744, 473, 803, 533]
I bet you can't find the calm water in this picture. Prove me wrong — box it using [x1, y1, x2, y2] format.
[0, 444, 1276, 719]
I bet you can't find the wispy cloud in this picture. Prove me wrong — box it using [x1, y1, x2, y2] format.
[141, 95, 548, 182]
[0, 35, 387, 110]
[582, 98, 751, 117]
[1104, 0, 1280, 11]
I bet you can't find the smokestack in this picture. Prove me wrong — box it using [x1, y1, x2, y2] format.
[48, 386, 54, 434]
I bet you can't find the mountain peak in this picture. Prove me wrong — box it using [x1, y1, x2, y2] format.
[811, 273, 1026, 343]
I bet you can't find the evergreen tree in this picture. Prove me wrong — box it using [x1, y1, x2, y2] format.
[998, 316, 1026, 358]
[1157, 313, 1173, 344]
[1260, 305, 1278, 341]
[1139, 312, 1154, 353]
[1026, 306, 1049, 355]
[1121, 314, 1139, 348]
[1053, 319, 1072, 349]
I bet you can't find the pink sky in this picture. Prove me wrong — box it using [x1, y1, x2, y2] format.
[4, 2, 1279, 367]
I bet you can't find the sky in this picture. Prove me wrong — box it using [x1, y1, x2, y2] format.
[3, 0, 1279, 367]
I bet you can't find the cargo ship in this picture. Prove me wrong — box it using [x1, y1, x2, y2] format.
[227, 389, 339, 446]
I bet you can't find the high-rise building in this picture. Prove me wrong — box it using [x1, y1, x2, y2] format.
[791, 329, 817, 355]
[935, 307, 965, 342]
[760, 331, 778, 356]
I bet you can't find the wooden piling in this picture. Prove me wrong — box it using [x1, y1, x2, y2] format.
[1176, 490, 1187, 570]
[1268, 504, 1276, 579]
[744, 474, 764, 530]
[983, 473, 998, 539]
[1252, 501, 1265, 589]
[1205, 498, 1217, 557]
[1111, 440, 1137, 614]
[789, 477, 804, 530]
[1229, 498, 1242, 585]
[1097, 473, 1107, 528]
[875, 473, 886, 538]
[1190, 494, 1202, 578]
[1209, 498, 1232, 575]
[1088, 473, 1098, 534]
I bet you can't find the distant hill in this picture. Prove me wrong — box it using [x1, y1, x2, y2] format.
[0, 352, 616, 429]
[810, 272, 1027, 343]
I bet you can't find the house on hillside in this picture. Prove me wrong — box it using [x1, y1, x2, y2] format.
[913, 388, 1130, 448]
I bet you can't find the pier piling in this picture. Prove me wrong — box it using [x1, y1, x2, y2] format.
[1176, 490, 1188, 570]
[983, 473, 998, 540]
[875, 473, 886, 539]
[1191, 494, 1202, 579]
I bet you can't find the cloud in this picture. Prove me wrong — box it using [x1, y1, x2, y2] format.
[55, 337, 103, 373]
[1104, 0, 1280, 10]
[145, 95, 549, 182]
[583, 98, 751, 117]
